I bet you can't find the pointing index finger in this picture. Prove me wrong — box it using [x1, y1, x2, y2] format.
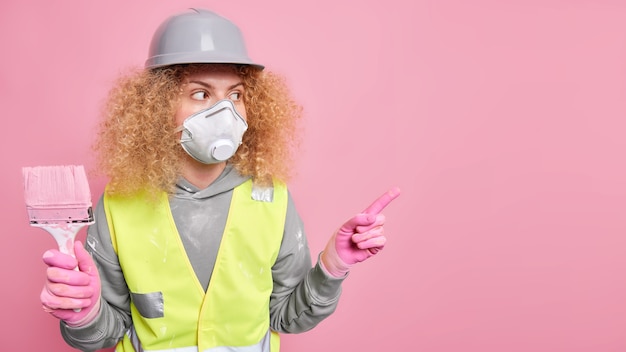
[362, 186, 401, 215]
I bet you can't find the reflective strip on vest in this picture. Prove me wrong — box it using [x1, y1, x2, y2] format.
[121, 328, 278, 352]
[106, 179, 286, 352]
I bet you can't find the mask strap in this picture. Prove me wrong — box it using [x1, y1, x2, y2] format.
[175, 125, 192, 143]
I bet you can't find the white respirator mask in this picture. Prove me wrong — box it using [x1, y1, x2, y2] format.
[175, 99, 248, 164]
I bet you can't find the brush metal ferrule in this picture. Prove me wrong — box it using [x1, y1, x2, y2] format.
[26, 206, 94, 224]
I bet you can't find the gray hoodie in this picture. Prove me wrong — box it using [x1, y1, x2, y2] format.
[60, 165, 345, 351]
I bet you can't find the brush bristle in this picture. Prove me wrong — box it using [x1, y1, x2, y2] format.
[22, 165, 93, 224]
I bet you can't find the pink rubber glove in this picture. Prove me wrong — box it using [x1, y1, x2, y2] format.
[41, 241, 101, 327]
[321, 187, 401, 277]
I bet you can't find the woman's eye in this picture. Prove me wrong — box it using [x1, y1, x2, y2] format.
[191, 91, 208, 100]
[229, 92, 241, 101]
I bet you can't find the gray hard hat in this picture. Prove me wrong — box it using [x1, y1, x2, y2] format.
[145, 8, 263, 70]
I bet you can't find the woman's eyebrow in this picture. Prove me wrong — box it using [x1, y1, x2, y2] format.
[188, 80, 213, 89]
[188, 81, 244, 90]
[228, 82, 244, 90]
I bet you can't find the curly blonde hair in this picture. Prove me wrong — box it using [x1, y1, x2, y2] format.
[94, 64, 302, 196]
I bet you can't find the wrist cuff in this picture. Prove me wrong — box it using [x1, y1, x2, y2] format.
[64, 296, 101, 327]
[320, 244, 352, 278]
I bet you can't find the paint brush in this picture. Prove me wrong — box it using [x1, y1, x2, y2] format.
[23, 165, 94, 313]
[22, 164, 94, 266]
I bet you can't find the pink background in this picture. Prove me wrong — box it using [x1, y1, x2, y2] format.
[1, 0, 626, 351]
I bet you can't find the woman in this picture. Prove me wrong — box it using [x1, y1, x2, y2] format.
[40, 8, 399, 352]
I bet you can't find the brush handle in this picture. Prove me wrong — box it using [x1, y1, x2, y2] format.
[33, 222, 93, 312]
[32, 222, 89, 256]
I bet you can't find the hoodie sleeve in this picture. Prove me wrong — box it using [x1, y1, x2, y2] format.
[269, 191, 346, 333]
[60, 196, 132, 351]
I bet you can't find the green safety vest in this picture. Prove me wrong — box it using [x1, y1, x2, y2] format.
[104, 179, 287, 352]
